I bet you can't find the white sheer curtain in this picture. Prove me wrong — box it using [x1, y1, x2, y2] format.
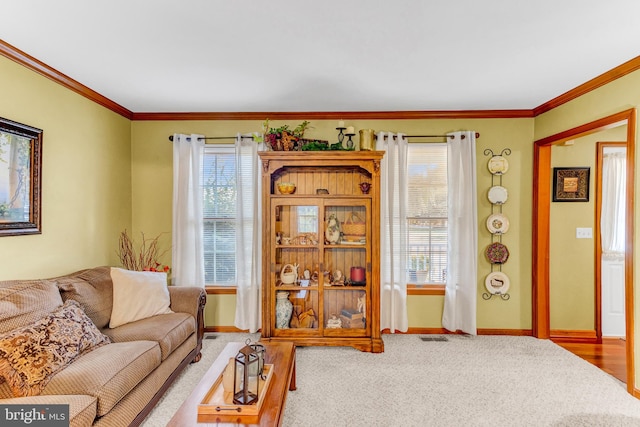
[601, 149, 626, 258]
[376, 131, 409, 333]
[172, 133, 205, 287]
[234, 134, 263, 332]
[442, 131, 477, 335]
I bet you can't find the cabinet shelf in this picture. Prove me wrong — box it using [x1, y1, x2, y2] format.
[260, 151, 384, 353]
[275, 285, 319, 291]
[273, 194, 373, 199]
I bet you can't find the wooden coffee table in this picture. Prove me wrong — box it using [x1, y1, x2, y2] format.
[167, 341, 296, 426]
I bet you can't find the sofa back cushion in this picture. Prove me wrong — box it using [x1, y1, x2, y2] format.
[55, 266, 113, 329]
[0, 279, 63, 334]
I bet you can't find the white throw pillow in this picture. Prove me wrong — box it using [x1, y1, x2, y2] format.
[109, 267, 173, 328]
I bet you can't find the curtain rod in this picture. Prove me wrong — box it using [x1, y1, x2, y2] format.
[168, 135, 254, 142]
[389, 132, 481, 139]
[168, 132, 480, 142]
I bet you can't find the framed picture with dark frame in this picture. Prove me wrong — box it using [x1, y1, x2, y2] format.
[0, 117, 43, 236]
[552, 167, 590, 202]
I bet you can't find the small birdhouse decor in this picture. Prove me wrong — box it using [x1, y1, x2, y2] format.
[233, 342, 260, 405]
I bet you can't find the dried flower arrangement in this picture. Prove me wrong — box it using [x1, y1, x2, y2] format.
[116, 229, 170, 272]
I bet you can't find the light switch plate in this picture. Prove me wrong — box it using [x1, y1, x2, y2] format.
[576, 227, 593, 239]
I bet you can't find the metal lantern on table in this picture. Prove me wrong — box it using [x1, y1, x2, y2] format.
[249, 341, 266, 379]
[233, 342, 261, 405]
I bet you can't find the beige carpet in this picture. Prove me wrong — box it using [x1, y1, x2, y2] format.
[141, 333, 640, 427]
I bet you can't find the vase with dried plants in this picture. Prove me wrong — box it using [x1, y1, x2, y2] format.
[116, 229, 170, 273]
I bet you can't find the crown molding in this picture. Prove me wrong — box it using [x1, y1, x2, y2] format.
[131, 109, 534, 121]
[0, 39, 133, 119]
[533, 55, 640, 116]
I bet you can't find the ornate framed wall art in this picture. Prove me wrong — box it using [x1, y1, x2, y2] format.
[552, 167, 590, 202]
[0, 117, 43, 236]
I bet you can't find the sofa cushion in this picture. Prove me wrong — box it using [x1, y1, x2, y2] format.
[0, 300, 111, 397]
[0, 279, 63, 334]
[103, 312, 195, 360]
[42, 340, 161, 417]
[109, 268, 173, 328]
[55, 266, 113, 330]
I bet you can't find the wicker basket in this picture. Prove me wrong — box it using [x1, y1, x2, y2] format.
[342, 212, 366, 241]
[265, 131, 299, 151]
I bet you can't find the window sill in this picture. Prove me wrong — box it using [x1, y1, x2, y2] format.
[205, 286, 237, 295]
[407, 285, 445, 295]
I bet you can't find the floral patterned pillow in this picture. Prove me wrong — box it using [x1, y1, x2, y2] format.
[0, 299, 111, 397]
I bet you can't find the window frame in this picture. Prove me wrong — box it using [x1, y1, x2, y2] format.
[202, 144, 237, 288]
[406, 143, 447, 294]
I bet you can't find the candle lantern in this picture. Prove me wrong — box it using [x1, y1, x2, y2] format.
[233, 342, 260, 405]
[249, 340, 266, 379]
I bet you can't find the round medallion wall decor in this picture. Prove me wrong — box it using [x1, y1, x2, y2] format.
[486, 213, 509, 234]
[487, 156, 509, 175]
[488, 186, 508, 204]
[485, 242, 509, 264]
[485, 271, 510, 294]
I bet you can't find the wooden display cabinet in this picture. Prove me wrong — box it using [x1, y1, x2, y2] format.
[259, 151, 384, 353]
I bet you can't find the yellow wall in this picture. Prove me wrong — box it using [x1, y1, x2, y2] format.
[131, 117, 535, 331]
[0, 55, 132, 279]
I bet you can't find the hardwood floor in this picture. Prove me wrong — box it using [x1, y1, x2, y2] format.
[555, 338, 627, 383]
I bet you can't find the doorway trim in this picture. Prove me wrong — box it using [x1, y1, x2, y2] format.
[532, 108, 636, 391]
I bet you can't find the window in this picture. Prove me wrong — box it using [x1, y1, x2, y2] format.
[202, 146, 236, 285]
[407, 144, 447, 285]
[297, 206, 318, 233]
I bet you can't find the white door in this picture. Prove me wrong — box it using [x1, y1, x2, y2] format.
[601, 258, 625, 337]
[600, 146, 626, 338]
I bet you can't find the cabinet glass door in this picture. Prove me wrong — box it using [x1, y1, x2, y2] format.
[322, 201, 370, 337]
[272, 200, 320, 336]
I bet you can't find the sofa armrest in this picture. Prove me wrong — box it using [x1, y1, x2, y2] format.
[168, 286, 206, 362]
[169, 286, 205, 318]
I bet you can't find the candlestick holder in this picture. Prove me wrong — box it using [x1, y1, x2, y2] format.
[345, 133, 355, 149]
[336, 127, 346, 144]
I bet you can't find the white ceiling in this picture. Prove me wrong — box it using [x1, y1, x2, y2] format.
[3, 1, 640, 113]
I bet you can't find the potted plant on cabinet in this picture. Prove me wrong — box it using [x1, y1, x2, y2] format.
[263, 119, 310, 151]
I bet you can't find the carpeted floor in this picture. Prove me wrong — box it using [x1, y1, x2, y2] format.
[141, 333, 640, 427]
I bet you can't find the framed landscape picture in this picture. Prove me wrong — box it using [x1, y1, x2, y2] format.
[552, 167, 590, 202]
[0, 117, 43, 236]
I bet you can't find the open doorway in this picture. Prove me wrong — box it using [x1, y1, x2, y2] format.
[532, 108, 636, 392]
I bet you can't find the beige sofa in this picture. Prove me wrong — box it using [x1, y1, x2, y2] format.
[0, 266, 206, 427]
